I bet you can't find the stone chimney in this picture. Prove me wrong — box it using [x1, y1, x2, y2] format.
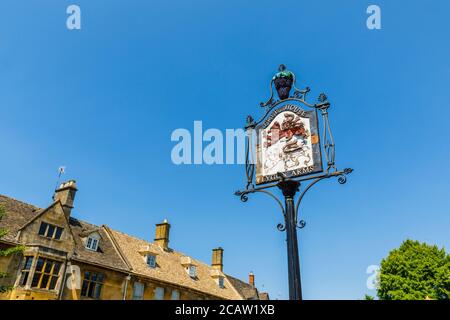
[154, 219, 170, 250]
[53, 180, 77, 218]
[249, 272, 255, 287]
[211, 247, 224, 272]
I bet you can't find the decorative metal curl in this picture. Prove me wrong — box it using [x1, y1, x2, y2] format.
[338, 175, 347, 184]
[235, 191, 249, 202]
[318, 93, 328, 103]
[297, 220, 306, 229]
[235, 187, 288, 232]
[338, 168, 353, 184]
[235, 188, 285, 213]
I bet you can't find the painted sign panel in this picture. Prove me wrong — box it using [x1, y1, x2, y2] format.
[256, 104, 323, 185]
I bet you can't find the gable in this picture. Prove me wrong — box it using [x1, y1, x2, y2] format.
[18, 202, 76, 255]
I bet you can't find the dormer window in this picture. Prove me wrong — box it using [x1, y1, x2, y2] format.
[146, 254, 156, 268]
[188, 265, 197, 278]
[218, 276, 225, 289]
[138, 246, 159, 268]
[180, 256, 197, 279]
[210, 269, 225, 288]
[85, 234, 100, 251]
[38, 222, 63, 240]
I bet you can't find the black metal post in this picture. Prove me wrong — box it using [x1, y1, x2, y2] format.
[278, 180, 302, 300]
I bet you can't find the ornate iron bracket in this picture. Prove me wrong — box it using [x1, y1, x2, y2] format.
[235, 168, 353, 232]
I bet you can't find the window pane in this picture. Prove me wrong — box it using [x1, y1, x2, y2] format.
[53, 262, 61, 274]
[81, 280, 89, 297]
[189, 266, 196, 277]
[40, 274, 50, 289]
[92, 239, 98, 250]
[23, 256, 33, 270]
[84, 271, 90, 280]
[54, 227, 63, 240]
[46, 225, 55, 238]
[133, 282, 144, 300]
[154, 287, 164, 300]
[86, 238, 92, 249]
[49, 276, 58, 290]
[147, 255, 156, 267]
[44, 261, 53, 273]
[171, 290, 180, 300]
[35, 258, 44, 271]
[97, 274, 104, 282]
[38, 222, 47, 236]
[87, 281, 95, 297]
[94, 283, 102, 299]
[19, 272, 29, 286]
[31, 273, 41, 287]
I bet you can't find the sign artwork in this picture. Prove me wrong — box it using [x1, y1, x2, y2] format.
[256, 104, 322, 184]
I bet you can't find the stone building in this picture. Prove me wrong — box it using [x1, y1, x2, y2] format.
[0, 180, 268, 300]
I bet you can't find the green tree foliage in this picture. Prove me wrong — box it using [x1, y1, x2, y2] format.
[378, 239, 450, 300]
[0, 204, 24, 293]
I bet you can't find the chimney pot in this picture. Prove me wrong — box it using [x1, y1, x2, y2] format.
[154, 219, 170, 250]
[249, 272, 255, 287]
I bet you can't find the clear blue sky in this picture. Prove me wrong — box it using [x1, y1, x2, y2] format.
[0, 0, 449, 299]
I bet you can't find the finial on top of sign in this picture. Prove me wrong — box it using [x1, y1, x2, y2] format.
[273, 64, 295, 100]
[260, 64, 311, 108]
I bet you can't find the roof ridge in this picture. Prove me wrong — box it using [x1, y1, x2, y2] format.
[108, 227, 216, 271]
[108, 227, 151, 244]
[69, 216, 101, 229]
[0, 194, 41, 210]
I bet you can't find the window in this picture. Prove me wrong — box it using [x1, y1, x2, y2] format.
[171, 290, 180, 300]
[19, 256, 34, 286]
[132, 282, 144, 300]
[81, 271, 104, 299]
[218, 277, 225, 289]
[154, 287, 164, 300]
[38, 222, 63, 240]
[31, 258, 61, 290]
[85, 236, 99, 251]
[54, 227, 63, 240]
[146, 254, 156, 268]
[188, 265, 197, 278]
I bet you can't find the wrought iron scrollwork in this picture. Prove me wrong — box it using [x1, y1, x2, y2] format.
[244, 116, 255, 190]
[316, 94, 336, 173]
[235, 187, 286, 231]
[338, 168, 353, 184]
